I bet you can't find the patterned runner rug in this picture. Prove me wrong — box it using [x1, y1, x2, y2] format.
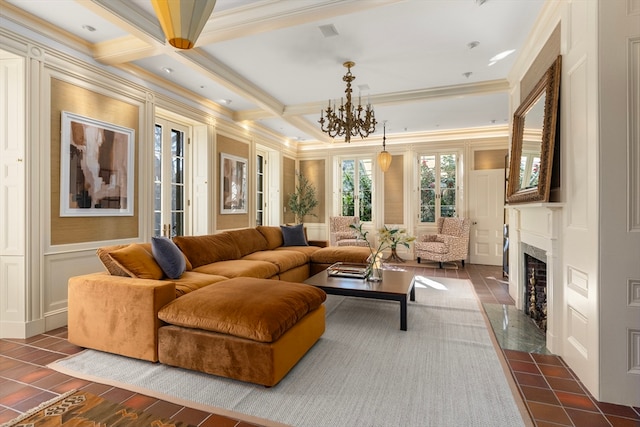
[4, 389, 194, 427]
[48, 276, 528, 427]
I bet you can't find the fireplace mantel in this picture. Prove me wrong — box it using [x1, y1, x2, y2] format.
[506, 203, 563, 353]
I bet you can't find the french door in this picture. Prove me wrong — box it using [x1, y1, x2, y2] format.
[339, 157, 373, 222]
[256, 150, 266, 226]
[154, 119, 188, 237]
[417, 152, 458, 224]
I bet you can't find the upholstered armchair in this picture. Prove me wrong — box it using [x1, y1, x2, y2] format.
[414, 217, 471, 268]
[329, 216, 369, 247]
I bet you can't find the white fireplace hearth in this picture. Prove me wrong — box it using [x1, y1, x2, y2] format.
[506, 203, 563, 354]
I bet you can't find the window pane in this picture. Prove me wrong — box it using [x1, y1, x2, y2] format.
[358, 159, 373, 222]
[440, 154, 456, 218]
[341, 160, 355, 216]
[171, 212, 183, 237]
[419, 155, 436, 223]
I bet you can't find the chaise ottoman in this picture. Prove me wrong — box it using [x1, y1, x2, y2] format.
[309, 245, 372, 275]
[157, 277, 326, 386]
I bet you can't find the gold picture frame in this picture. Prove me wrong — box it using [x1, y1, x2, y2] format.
[506, 55, 561, 204]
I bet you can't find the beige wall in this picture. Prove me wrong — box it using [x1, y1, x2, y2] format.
[384, 155, 404, 224]
[216, 134, 249, 230]
[299, 159, 325, 223]
[282, 156, 296, 224]
[50, 78, 139, 245]
[474, 149, 508, 170]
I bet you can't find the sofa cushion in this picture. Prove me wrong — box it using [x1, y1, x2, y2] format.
[225, 228, 269, 257]
[242, 250, 309, 273]
[108, 244, 164, 280]
[309, 246, 372, 265]
[96, 244, 130, 276]
[281, 224, 308, 246]
[256, 226, 284, 250]
[152, 237, 186, 279]
[158, 277, 326, 342]
[172, 272, 229, 297]
[193, 259, 278, 279]
[173, 233, 241, 268]
[274, 245, 321, 256]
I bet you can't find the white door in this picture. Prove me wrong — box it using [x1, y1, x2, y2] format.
[468, 169, 504, 266]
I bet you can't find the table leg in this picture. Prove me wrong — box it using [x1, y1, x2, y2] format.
[410, 282, 416, 302]
[400, 296, 407, 331]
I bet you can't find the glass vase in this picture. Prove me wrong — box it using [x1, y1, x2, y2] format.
[366, 253, 383, 282]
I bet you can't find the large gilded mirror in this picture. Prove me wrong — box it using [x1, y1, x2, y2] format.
[507, 55, 561, 204]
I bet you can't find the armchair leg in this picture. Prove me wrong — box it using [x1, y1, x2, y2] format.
[462, 260, 465, 267]
[438, 262, 443, 269]
[417, 257, 421, 264]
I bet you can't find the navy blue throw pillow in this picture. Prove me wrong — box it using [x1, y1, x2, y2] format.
[281, 224, 308, 246]
[151, 236, 186, 279]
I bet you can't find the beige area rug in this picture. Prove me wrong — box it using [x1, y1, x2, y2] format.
[49, 276, 528, 427]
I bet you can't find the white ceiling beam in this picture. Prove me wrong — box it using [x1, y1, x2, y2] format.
[197, 0, 403, 45]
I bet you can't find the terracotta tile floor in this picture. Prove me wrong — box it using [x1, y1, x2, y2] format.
[1, 263, 639, 426]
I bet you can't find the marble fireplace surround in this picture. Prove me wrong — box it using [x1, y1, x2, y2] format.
[507, 203, 564, 353]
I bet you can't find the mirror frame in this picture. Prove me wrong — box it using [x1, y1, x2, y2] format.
[506, 55, 561, 204]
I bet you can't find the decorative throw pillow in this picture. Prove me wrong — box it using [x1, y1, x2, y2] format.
[151, 236, 186, 279]
[108, 244, 164, 280]
[280, 224, 308, 246]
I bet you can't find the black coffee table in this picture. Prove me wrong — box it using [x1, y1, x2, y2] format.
[304, 268, 416, 331]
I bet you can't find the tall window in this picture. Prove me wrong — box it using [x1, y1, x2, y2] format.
[256, 153, 265, 226]
[154, 119, 187, 237]
[418, 153, 457, 223]
[340, 157, 373, 221]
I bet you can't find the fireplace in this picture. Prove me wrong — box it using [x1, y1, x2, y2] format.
[523, 251, 547, 331]
[507, 203, 562, 353]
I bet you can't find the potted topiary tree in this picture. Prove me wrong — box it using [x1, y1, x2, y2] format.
[288, 172, 318, 224]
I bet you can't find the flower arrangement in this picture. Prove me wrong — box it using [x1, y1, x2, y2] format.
[349, 223, 415, 279]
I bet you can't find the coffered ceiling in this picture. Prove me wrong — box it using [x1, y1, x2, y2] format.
[2, 0, 545, 145]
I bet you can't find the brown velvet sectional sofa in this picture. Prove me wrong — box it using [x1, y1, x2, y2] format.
[68, 225, 370, 386]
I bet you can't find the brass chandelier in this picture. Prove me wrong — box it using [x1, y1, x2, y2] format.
[319, 61, 376, 143]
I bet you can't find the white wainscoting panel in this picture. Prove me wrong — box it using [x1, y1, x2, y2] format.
[629, 37, 640, 231]
[567, 304, 589, 359]
[630, 329, 640, 374]
[43, 251, 103, 318]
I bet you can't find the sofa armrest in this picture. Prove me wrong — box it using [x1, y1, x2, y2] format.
[68, 272, 176, 362]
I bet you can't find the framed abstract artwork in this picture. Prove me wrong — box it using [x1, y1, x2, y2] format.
[60, 111, 135, 216]
[220, 152, 248, 214]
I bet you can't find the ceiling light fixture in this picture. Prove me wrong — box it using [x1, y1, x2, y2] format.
[377, 122, 392, 172]
[319, 61, 376, 143]
[151, 0, 217, 49]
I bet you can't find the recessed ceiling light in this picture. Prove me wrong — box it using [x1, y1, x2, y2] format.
[462, 72, 472, 79]
[476, 0, 488, 5]
[82, 25, 96, 32]
[467, 41, 480, 49]
[218, 99, 232, 105]
[162, 67, 173, 74]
